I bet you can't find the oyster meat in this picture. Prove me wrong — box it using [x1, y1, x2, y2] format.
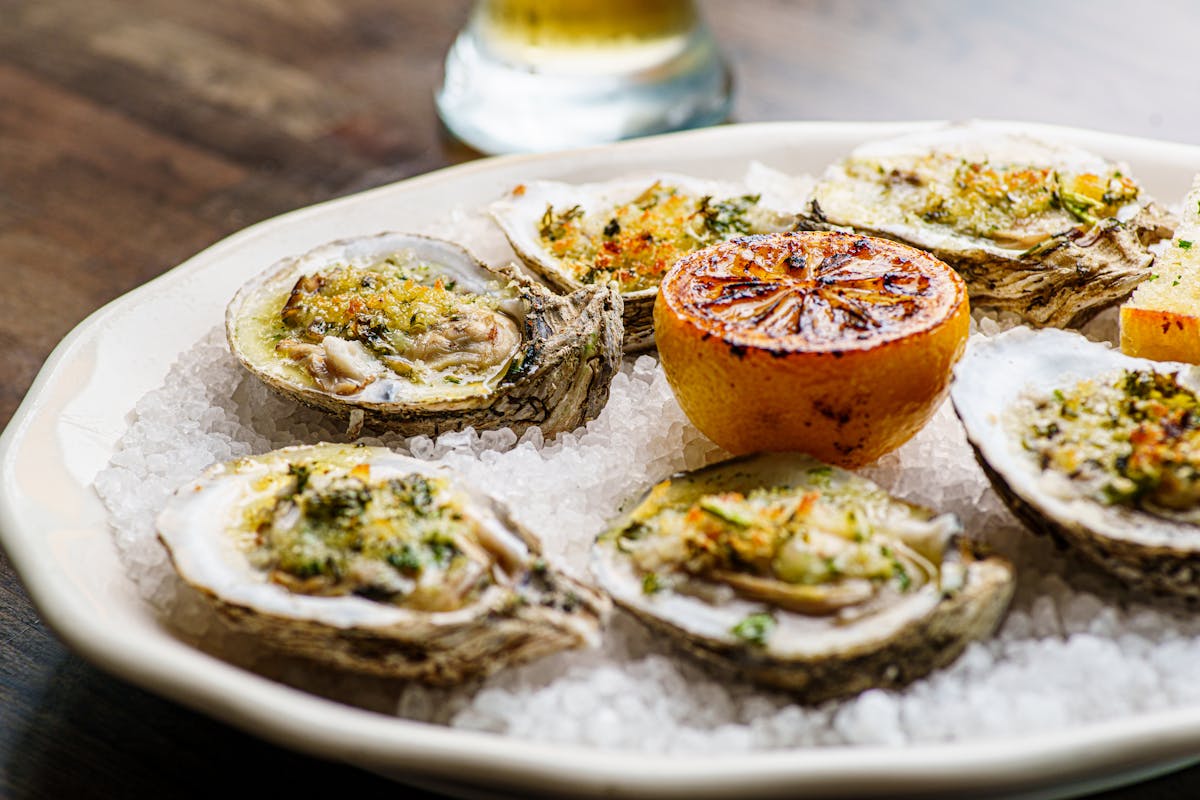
[226, 232, 623, 438]
[953, 326, 1200, 596]
[794, 125, 1175, 328]
[490, 173, 796, 351]
[591, 453, 1014, 702]
[156, 443, 610, 683]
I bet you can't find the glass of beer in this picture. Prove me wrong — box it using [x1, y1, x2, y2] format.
[436, 0, 732, 155]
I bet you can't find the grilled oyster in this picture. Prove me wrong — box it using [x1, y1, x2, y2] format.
[591, 453, 1014, 702]
[226, 232, 623, 438]
[490, 173, 795, 351]
[794, 125, 1175, 328]
[156, 443, 610, 683]
[953, 327, 1200, 596]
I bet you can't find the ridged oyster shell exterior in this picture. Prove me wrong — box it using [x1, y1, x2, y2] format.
[590, 453, 1014, 702]
[226, 232, 623, 438]
[156, 443, 611, 683]
[794, 126, 1175, 328]
[490, 173, 795, 351]
[952, 327, 1200, 596]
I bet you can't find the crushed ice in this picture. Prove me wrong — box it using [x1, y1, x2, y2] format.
[93, 180, 1200, 754]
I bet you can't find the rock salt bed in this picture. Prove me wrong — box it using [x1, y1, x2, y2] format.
[94, 318, 1200, 754]
[93, 184, 1200, 754]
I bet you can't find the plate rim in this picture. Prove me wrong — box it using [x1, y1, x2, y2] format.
[4, 118, 1200, 799]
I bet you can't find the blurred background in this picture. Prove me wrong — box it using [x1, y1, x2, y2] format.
[2, 1, 1199, 797]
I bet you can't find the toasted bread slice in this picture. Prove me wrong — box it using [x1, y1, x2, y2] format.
[1120, 176, 1200, 362]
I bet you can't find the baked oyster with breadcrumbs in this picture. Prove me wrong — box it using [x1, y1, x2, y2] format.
[226, 232, 623, 438]
[490, 173, 795, 351]
[157, 443, 610, 683]
[953, 327, 1200, 597]
[591, 453, 1014, 702]
[794, 125, 1175, 327]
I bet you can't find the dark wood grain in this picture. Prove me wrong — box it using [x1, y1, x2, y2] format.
[2, 1, 1200, 798]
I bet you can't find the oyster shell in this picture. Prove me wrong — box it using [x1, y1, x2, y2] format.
[490, 173, 796, 351]
[226, 232, 623, 438]
[952, 326, 1200, 596]
[157, 443, 610, 683]
[591, 453, 1014, 702]
[794, 125, 1175, 328]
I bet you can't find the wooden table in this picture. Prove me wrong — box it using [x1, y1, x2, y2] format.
[2, 1, 1198, 796]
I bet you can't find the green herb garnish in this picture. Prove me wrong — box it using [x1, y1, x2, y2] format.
[698, 496, 755, 527]
[538, 204, 584, 241]
[698, 193, 760, 238]
[806, 465, 833, 488]
[1058, 188, 1100, 225]
[387, 545, 422, 574]
[288, 463, 311, 494]
[731, 612, 775, 646]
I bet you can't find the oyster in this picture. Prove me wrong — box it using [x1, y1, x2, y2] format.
[156, 443, 610, 683]
[226, 232, 623, 438]
[953, 327, 1200, 596]
[794, 125, 1175, 328]
[591, 453, 1014, 702]
[490, 173, 796, 351]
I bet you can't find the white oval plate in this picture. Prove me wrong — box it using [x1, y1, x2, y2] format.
[4, 121, 1200, 799]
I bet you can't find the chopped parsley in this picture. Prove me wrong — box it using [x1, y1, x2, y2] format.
[806, 465, 834, 488]
[1059, 186, 1101, 225]
[698, 495, 755, 526]
[387, 545, 423, 574]
[244, 466, 486, 610]
[534, 182, 770, 292]
[1020, 369, 1200, 514]
[845, 153, 1137, 246]
[610, 476, 940, 619]
[539, 204, 584, 241]
[269, 258, 519, 393]
[731, 612, 775, 646]
[288, 462, 311, 493]
[698, 193, 761, 237]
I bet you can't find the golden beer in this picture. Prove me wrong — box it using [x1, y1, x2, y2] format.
[474, 0, 699, 73]
[436, 0, 730, 153]
[480, 0, 695, 46]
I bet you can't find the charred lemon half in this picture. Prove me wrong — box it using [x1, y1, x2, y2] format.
[654, 230, 969, 467]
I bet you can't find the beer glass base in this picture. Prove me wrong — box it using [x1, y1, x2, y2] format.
[435, 27, 732, 155]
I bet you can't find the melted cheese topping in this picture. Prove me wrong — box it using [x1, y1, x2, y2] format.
[608, 469, 952, 618]
[1016, 369, 1200, 516]
[281, 265, 465, 340]
[240, 461, 495, 611]
[841, 153, 1138, 248]
[259, 256, 521, 396]
[538, 182, 766, 292]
